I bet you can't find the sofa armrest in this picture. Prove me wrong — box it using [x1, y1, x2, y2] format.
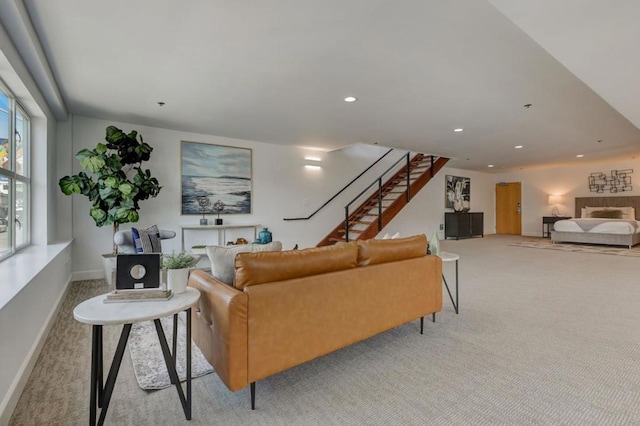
[188, 270, 248, 391]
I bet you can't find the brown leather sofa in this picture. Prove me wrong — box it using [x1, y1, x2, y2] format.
[187, 234, 443, 408]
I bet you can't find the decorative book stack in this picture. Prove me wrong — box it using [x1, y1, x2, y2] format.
[103, 289, 173, 303]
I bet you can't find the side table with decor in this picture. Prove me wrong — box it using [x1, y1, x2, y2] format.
[73, 288, 200, 425]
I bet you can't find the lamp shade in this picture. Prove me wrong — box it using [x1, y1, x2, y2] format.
[548, 195, 563, 205]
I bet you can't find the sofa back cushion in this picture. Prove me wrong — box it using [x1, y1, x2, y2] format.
[206, 242, 283, 285]
[234, 242, 358, 289]
[357, 234, 427, 266]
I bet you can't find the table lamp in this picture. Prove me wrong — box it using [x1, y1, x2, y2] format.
[548, 195, 563, 216]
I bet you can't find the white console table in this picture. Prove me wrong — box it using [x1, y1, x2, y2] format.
[179, 224, 260, 251]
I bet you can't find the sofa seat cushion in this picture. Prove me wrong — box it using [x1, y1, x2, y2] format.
[234, 242, 358, 290]
[206, 242, 283, 285]
[357, 234, 427, 266]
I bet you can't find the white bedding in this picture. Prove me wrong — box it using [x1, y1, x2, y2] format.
[554, 218, 640, 235]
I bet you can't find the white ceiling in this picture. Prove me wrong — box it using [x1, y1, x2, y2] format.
[8, 0, 640, 171]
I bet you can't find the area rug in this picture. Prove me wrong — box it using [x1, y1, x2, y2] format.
[509, 239, 640, 257]
[128, 312, 214, 390]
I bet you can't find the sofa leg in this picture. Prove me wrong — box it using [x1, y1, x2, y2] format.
[420, 316, 424, 334]
[432, 313, 436, 323]
[250, 382, 256, 410]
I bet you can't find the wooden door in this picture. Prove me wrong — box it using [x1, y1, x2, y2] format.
[496, 182, 521, 234]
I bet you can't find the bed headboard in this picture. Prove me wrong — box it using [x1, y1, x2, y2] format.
[575, 196, 640, 220]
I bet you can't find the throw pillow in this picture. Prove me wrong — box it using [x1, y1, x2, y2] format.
[589, 210, 623, 219]
[131, 225, 162, 253]
[206, 241, 283, 285]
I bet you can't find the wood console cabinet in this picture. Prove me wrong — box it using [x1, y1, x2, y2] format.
[445, 212, 484, 240]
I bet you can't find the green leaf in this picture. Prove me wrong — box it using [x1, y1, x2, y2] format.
[105, 126, 125, 144]
[99, 186, 117, 201]
[80, 154, 105, 172]
[95, 143, 107, 154]
[118, 182, 134, 195]
[75, 149, 93, 161]
[104, 176, 118, 188]
[58, 176, 80, 195]
[90, 207, 107, 222]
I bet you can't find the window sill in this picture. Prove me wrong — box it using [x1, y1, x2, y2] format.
[0, 241, 72, 310]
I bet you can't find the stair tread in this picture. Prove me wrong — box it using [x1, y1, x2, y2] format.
[337, 229, 364, 234]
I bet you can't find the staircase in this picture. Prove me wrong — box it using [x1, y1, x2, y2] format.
[317, 153, 449, 246]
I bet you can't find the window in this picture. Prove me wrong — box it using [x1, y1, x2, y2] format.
[0, 81, 30, 258]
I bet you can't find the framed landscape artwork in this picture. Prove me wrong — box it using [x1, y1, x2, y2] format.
[445, 175, 470, 211]
[181, 141, 252, 215]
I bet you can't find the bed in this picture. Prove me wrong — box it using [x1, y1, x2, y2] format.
[550, 196, 640, 248]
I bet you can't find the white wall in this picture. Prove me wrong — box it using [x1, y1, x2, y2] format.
[69, 115, 440, 277]
[66, 116, 497, 278]
[0, 21, 71, 425]
[494, 158, 640, 236]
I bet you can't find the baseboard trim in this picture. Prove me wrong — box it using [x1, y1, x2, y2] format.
[0, 274, 72, 425]
[73, 269, 103, 281]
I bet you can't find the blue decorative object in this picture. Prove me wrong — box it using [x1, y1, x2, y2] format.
[258, 228, 272, 244]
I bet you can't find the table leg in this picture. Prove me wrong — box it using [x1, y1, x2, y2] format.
[97, 324, 132, 426]
[154, 315, 191, 420]
[442, 270, 459, 314]
[455, 259, 459, 314]
[97, 325, 103, 408]
[171, 313, 178, 384]
[186, 308, 192, 419]
[90, 325, 100, 426]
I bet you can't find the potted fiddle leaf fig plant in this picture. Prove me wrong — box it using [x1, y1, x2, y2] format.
[58, 125, 162, 284]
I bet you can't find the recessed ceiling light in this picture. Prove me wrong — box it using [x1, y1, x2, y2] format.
[514, 145, 523, 149]
[576, 154, 584, 158]
[488, 165, 494, 168]
[454, 128, 464, 132]
[344, 96, 357, 103]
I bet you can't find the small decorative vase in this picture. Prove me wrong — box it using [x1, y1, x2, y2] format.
[258, 227, 272, 244]
[200, 218, 208, 225]
[167, 268, 190, 294]
[215, 218, 223, 225]
[429, 230, 440, 256]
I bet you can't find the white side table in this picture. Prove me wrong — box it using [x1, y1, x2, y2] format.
[438, 251, 459, 314]
[74, 287, 200, 426]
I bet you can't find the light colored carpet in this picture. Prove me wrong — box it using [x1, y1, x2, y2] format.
[129, 313, 214, 390]
[9, 235, 640, 425]
[510, 238, 640, 257]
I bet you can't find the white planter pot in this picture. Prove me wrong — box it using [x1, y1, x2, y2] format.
[167, 268, 190, 294]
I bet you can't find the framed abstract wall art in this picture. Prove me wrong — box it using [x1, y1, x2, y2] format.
[445, 175, 470, 211]
[181, 141, 252, 215]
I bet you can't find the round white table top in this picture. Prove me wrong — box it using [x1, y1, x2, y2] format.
[438, 251, 460, 262]
[73, 287, 200, 326]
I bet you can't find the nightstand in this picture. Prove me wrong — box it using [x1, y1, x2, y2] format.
[542, 216, 571, 238]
